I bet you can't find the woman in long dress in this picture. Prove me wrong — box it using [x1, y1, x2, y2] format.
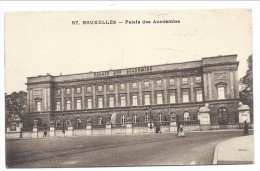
[177, 124, 185, 137]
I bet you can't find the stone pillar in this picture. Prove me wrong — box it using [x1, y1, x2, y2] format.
[170, 112, 177, 132]
[151, 80, 155, 105]
[238, 102, 251, 128]
[198, 103, 211, 130]
[203, 73, 208, 101]
[115, 84, 119, 107]
[49, 122, 55, 137]
[92, 85, 96, 108]
[207, 73, 212, 100]
[106, 123, 112, 135]
[163, 78, 167, 104]
[86, 124, 92, 136]
[176, 77, 181, 103]
[66, 125, 73, 136]
[126, 117, 133, 134]
[104, 85, 107, 108]
[32, 120, 38, 138]
[138, 81, 142, 105]
[126, 83, 130, 106]
[82, 85, 85, 109]
[71, 87, 75, 110]
[190, 76, 194, 102]
[61, 88, 64, 110]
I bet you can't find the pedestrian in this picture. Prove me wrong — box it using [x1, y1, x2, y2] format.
[43, 129, 47, 137]
[175, 122, 180, 136]
[243, 120, 248, 136]
[155, 124, 159, 133]
[177, 124, 185, 137]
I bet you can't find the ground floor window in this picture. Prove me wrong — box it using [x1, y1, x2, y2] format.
[218, 107, 228, 125]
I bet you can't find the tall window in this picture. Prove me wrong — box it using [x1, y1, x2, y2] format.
[76, 87, 81, 94]
[120, 96, 126, 107]
[196, 89, 203, 102]
[184, 112, 190, 120]
[87, 98, 92, 109]
[133, 114, 137, 123]
[145, 114, 149, 122]
[195, 76, 201, 83]
[98, 97, 103, 108]
[217, 86, 225, 99]
[65, 88, 71, 94]
[76, 99, 81, 109]
[144, 81, 150, 88]
[121, 115, 126, 124]
[56, 101, 61, 111]
[182, 90, 189, 103]
[169, 92, 176, 103]
[156, 93, 163, 104]
[144, 94, 150, 105]
[218, 107, 228, 125]
[132, 82, 137, 89]
[86, 86, 92, 92]
[182, 77, 188, 84]
[66, 100, 71, 110]
[158, 113, 163, 122]
[156, 80, 162, 87]
[169, 78, 175, 85]
[120, 83, 125, 90]
[109, 84, 114, 91]
[76, 118, 82, 126]
[36, 101, 41, 112]
[98, 116, 103, 125]
[132, 95, 138, 106]
[109, 96, 114, 108]
[56, 89, 61, 95]
[97, 85, 103, 92]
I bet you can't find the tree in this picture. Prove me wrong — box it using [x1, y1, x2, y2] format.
[5, 91, 27, 123]
[239, 54, 253, 122]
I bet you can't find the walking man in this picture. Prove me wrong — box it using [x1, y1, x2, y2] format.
[243, 120, 248, 136]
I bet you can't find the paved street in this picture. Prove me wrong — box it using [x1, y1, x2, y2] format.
[6, 130, 252, 168]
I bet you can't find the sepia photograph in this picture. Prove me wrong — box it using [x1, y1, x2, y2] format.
[1, 1, 259, 171]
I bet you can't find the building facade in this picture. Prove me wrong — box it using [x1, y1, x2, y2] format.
[25, 55, 240, 129]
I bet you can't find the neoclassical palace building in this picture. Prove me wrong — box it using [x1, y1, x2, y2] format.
[25, 54, 240, 129]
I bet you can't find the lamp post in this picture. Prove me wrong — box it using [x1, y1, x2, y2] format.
[62, 114, 65, 134]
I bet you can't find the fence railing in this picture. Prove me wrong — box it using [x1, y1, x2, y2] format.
[38, 127, 50, 131]
[177, 120, 200, 125]
[73, 125, 85, 129]
[55, 126, 68, 130]
[92, 124, 106, 129]
[21, 127, 33, 131]
[133, 122, 148, 127]
[157, 121, 170, 126]
[112, 123, 126, 128]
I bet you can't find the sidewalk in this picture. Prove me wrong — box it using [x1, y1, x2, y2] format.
[213, 135, 254, 164]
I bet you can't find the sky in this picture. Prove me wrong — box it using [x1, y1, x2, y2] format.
[4, 9, 252, 94]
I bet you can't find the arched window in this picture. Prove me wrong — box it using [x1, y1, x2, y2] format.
[218, 107, 228, 125]
[76, 118, 82, 126]
[97, 116, 103, 125]
[158, 113, 163, 122]
[121, 115, 126, 124]
[133, 114, 138, 123]
[184, 112, 190, 121]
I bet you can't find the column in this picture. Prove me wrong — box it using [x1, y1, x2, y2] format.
[151, 80, 155, 105]
[44, 88, 48, 111]
[30, 90, 34, 112]
[104, 85, 107, 108]
[47, 87, 51, 111]
[138, 81, 142, 105]
[115, 83, 119, 107]
[92, 85, 96, 108]
[71, 88, 75, 110]
[190, 76, 194, 102]
[27, 89, 30, 112]
[126, 83, 130, 106]
[61, 88, 64, 110]
[176, 77, 181, 103]
[230, 70, 234, 99]
[82, 85, 85, 109]
[207, 73, 212, 100]
[203, 73, 208, 101]
[163, 78, 167, 104]
[234, 69, 239, 98]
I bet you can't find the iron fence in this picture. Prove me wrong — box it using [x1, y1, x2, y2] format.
[132, 122, 148, 127]
[92, 124, 106, 129]
[177, 120, 200, 125]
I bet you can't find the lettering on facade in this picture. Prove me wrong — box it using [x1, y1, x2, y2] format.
[214, 72, 227, 80]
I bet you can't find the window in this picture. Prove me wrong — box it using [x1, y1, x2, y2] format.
[56, 118, 61, 127]
[156, 80, 162, 87]
[76, 99, 81, 109]
[182, 90, 189, 103]
[76, 118, 82, 126]
[120, 83, 125, 90]
[57, 89, 61, 95]
[76, 87, 81, 94]
[86, 86, 92, 92]
[184, 112, 190, 120]
[120, 96, 126, 107]
[65, 88, 71, 94]
[98, 116, 103, 125]
[132, 95, 138, 106]
[66, 100, 71, 110]
[196, 89, 203, 102]
[87, 98, 92, 109]
[217, 86, 225, 99]
[132, 82, 137, 89]
[56, 101, 61, 111]
[182, 77, 188, 84]
[98, 97, 103, 108]
[121, 115, 126, 124]
[195, 76, 202, 83]
[218, 107, 228, 125]
[145, 114, 149, 122]
[169, 78, 175, 85]
[109, 84, 114, 91]
[144, 94, 150, 105]
[133, 114, 137, 123]
[156, 93, 163, 104]
[144, 81, 150, 88]
[97, 85, 103, 91]
[158, 113, 163, 122]
[169, 91, 176, 103]
[109, 96, 114, 108]
[36, 101, 41, 112]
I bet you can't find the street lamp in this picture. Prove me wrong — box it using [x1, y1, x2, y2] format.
[62, 114, 65, 134]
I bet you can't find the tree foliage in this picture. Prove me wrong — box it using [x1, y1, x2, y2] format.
[5, 91, 27, 122]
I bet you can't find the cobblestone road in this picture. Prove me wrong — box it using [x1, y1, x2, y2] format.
[6, 130, 251, 168]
